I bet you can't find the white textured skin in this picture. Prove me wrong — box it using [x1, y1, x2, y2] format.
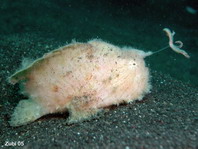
[9, 39, 151, 126]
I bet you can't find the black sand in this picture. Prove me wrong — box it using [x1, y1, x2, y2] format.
[0, 0, 197, 148]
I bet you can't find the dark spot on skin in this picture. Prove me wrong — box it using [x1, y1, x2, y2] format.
[64, 71, 72, 77]
[117, 56, 121, 58]
[102, 76, 113, 84]
[52, 85, 59, 92]
[87, 54, 94, 60]
[115, 61, 117, 64]
[86, 74, 93, 81]
[78, 57, 82, 59]
[27, 75, 34, 81]
[133, 63, 136, 65]
[83, 95, 88, 99]
[66, 95, 73, 101]
[104, 53, 108, 56]
[116, 74, 120, 77]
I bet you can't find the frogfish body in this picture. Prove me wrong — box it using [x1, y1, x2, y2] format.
[9, 39, 151, 126]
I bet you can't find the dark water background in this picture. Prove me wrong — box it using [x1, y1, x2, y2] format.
[0, 0, 197, 148]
